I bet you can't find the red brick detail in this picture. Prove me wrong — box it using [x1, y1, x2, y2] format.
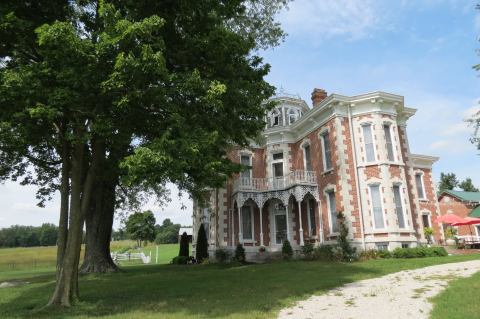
[365, 166, 381, 179]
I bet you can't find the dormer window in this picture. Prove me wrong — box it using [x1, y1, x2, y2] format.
[272, 109, 280, 126]
[288, 109, 297, 124]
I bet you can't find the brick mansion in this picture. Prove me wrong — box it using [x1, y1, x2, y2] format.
[192, 88, 443, 259]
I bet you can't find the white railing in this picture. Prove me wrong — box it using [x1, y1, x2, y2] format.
[457, 236, 480, 244]
[233, 170, 317, 193]
[111, 252, 151, 264]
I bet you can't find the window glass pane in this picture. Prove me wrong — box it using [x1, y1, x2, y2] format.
[241, 206, 252, 239]
[363, 124, 375, 162]
[273, 152, 283, 160]
[393, 185, 405, 228]
[240, 155, 251, 179]
[273, 162, 283, 177]
[422, 214, 430, 228]
[415, 174, 425, 199]
[304, 145, 312, 171]
[384, 125, 395, 161]
[322, 133, 332, 170]
[328, 192, 338, 232]
[309, 199, 316, 235]
[370, 185, 385, 228]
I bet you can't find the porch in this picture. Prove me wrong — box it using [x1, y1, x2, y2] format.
[229, 170, 321, 257]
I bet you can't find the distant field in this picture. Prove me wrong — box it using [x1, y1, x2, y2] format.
[0, 241, 185, 273]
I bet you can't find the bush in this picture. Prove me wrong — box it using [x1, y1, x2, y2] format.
[337, 212, 357, 261]
[195, 224, 209, 262]
[215, 249, 230, 263]
[392, 246, 447, 259]
[179, 232, 189, 257]
[377, 250, 392, 259]
[282, 240, 293, 260]
[358, 249, 378, 261]
[301, 242, 314, 259]
[171, 256, 189, 265]
[313, 245, 334, 261]
[234, 243, 246, 263]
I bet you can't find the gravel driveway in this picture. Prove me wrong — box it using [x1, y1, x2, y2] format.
[278, 259, 480, 319]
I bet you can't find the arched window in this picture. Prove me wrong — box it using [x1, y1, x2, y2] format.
[288, 109, 297, 124]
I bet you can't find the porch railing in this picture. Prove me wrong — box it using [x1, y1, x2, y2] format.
[233, 170, 317, 193]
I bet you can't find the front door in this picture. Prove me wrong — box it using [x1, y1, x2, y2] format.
[275, 214, 287, 244]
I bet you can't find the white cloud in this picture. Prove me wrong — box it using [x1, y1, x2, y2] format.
[280, 0, 383, 42]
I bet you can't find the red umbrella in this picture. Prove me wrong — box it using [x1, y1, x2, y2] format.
[451, 217, 480, 226]
[435, 214, 467, 225]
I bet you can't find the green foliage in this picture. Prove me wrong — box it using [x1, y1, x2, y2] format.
[459, 178, 479, 192]
[312, 245, 335, 261]
[112, 228, 127, 241]
[234, 244, 246, 263]
[171, 256, 189, 265]
[392, 246, 448, 258]
[377, 250, 392, 259]
[336, 212, 357, 261]
[445, 226, 457, 239]
[155, 219, 181, 244]
[125, 211, 157, 246]
[424, 227, 434, 244]
[281, 240, 293, 260]
[179, 232, 190, 257]
[439, 172, 459, 192]
[195, 224, 209, 262]
[358, 249, 379, 261]
[301, 243, 314, 259]
[215, 249, 231, 263]
[0, 224, 58, 248]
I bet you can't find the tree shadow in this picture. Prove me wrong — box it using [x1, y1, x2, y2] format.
[0, 260, 385, 318]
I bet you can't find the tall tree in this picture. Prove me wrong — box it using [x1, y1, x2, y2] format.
[459, 178, 479, 192]
[0, 0, 287, 306]
[125, 211, 156, 247]
[439, 172, 458, 193]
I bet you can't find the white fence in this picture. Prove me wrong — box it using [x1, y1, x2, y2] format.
[111, 252, 151, 264]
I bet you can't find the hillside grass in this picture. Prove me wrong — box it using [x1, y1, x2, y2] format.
[0, 241, 183, 275]
[430, 269, 480, 319]
[0, 254, 479, 319]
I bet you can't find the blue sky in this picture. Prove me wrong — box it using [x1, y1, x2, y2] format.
[0, 0, 479, 228]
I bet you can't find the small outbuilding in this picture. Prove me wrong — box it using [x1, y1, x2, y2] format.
[438, 190, 480, 237]
[178, 227, 193, 243]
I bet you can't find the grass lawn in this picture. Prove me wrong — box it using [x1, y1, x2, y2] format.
[0, 254, 479, 319]
[430, 269, 480, 319]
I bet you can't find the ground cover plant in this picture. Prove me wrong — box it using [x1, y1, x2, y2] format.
[430, 269, 480, 319]
[0, 253, 478, 319]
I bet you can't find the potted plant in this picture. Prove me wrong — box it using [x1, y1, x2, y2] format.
[444, 226, 457, 246]
[423, 227, 434, 245]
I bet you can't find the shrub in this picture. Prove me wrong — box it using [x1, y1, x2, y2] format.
[377, 250, 392, 259]
[313, 245, 334, 261]
[282, 240, 293, 260]
[259, 246, 266, 252]
[337, 212, 357, 261]
[424, 227, 434, 244]
[171, 256, 189, 265]
[195, 224, 209, 262]
[215, 249, 231, 263]
[234, 243, 246, 262]
[301, 242, 314, 259]
[392, 246, 447, 259]
[179, 232, 190, 257]
[358, 249, 378, 261]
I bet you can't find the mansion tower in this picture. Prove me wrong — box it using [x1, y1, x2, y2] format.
[192, 88, 443, 260]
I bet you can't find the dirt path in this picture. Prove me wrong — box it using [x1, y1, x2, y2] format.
[278, 259, 480, 319]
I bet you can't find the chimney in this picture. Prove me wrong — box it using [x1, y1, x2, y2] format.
[311, 88, 327, 107]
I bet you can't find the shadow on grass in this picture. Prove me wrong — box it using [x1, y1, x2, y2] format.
[0, 260, 382, 319]
[1, 255, 478, 319]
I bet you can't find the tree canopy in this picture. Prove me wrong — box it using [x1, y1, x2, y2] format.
[439, 172, 459, 193]
[125, 210, 156, 246]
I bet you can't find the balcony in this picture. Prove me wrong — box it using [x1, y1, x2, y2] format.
[233, 170, 317, 193]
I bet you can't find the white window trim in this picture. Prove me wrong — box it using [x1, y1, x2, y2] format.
[324, 188, 338, 235]
[306, 199, 315, 236]
[271, 109, 280, 126]
[240, 153, 253, 180]
[240, 204, 255, 242]
[320, 131, 333, 172]
[392, 184, 406, 229]
[475, 225, 480, 237]
[383, 123, 396, 162]
[271, 151, 285, 178]
[302, 141, 312, 171]
[415, 171, 427, 200]
[288, 108, 297, 125]
[361, 122, 376, 163]
[369, 183, 386, 230]
[421, 212, 431, 228]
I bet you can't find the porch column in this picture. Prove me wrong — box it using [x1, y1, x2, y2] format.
[318, 200, 325, 243]
[286, 203, 291, 242]
[298, 200, 304, 246]
[259, 206, 264, 246]
[231, 208, 235, 246]
[237, 205, 243, 244]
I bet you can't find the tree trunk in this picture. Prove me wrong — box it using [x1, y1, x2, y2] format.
[56, 132, 70, 279]
[80, 179, 118, 273]
[48, 137, 99, 307]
